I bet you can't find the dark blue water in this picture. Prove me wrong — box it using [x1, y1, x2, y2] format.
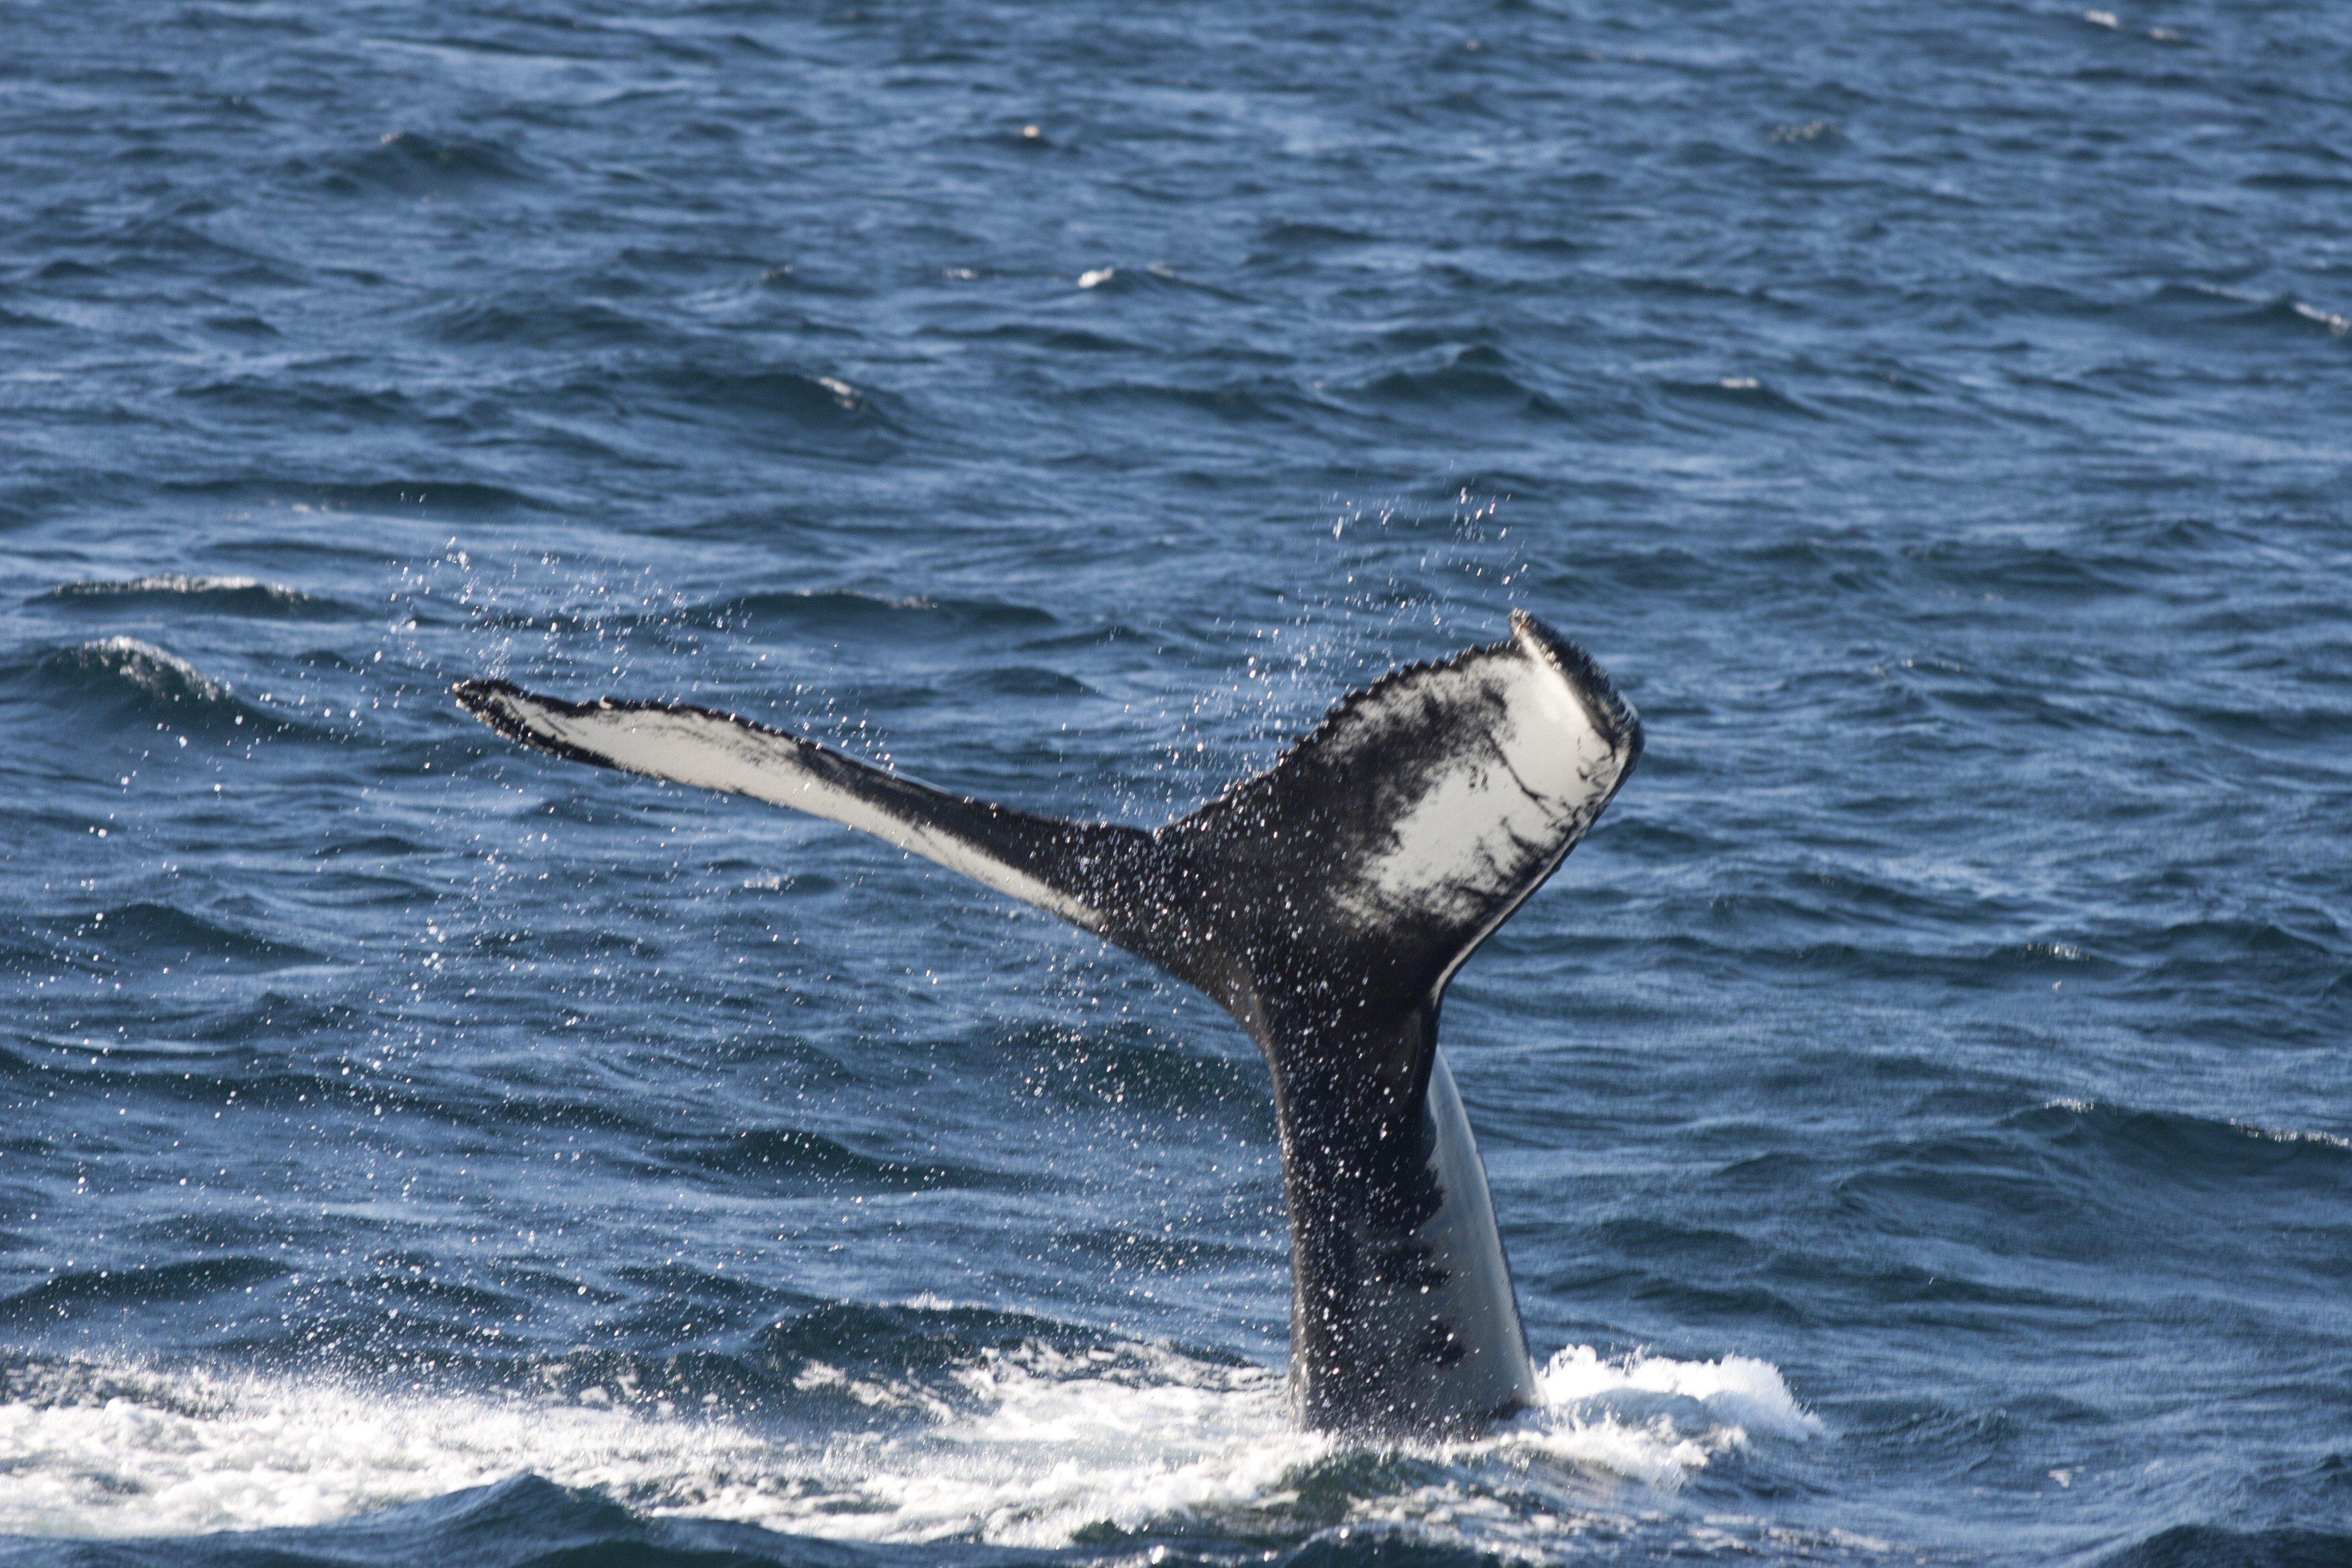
[4, 2, 2349, 1563]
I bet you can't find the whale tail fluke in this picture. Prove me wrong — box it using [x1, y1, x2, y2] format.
[454, 612, 1640, 1061]
[456, 612, 1640, 1437]
[450, 675, 1155, 942]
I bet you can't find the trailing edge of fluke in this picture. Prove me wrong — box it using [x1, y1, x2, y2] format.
[454, 610, 1641, 1437]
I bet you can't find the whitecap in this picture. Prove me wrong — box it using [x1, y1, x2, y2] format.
[46, 574, 317, 610]
[2290, 301, 2350, 336]
[1531, 1343, 1824, 1450]
[65, 636, 230, 702]
[54, 574, 266, 596]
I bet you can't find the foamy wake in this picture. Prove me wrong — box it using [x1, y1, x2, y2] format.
[0, 1338, 1817, 1550]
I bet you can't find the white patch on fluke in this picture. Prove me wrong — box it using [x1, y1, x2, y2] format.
[467, 689, 1102, 931]
[1345, 627, 1627, 922]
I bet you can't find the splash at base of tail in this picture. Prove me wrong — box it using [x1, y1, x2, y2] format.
[455, 611, 1641, 1437]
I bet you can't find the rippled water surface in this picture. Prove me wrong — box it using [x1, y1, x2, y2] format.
[4, 2, 2350, 1564]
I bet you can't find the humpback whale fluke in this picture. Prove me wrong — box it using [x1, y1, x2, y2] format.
[455, 610, 1642, 1437]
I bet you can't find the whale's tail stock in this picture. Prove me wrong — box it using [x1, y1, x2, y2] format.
[455, 610, 1642, 1435]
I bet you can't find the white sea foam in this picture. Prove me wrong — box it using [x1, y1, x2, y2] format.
[1522, 1344, 1822, 1484]
[0, 1339, 1816, 1550]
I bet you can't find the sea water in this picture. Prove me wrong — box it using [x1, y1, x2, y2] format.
[2, 2, 2348, 1563]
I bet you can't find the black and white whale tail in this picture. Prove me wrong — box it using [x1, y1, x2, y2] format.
[455, 610, 1642, 1438]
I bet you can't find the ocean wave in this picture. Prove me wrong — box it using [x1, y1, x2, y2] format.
[39, 900, 327, 973]
[1896, 534, 2186, 602]
[0, 302, 66, 332]
[0, 1260, 288, 1331]
[318, 130, 537, 196]
[6, 637, 299, 739]
[431, 296, 660, 350]
[650, 1126, 1012, 1193]
[686, 589, 1058, 640]
[0, 1335, 1811, 1552]
[2139, 282, 2352, 346]
[1657, 375, 1820, 420]
[2011, 1098, 2352, 1187]
[1253, 219, 1378, 254]
[1352, 348, 1570, 420]
[961, 320, 1143, 355]
[1829, 1095, 2352, 1281]
[473, 587, 1063, 651]
[174, 372, 421, 425]
[1082, 376, 1317, 427]
[1069, 264, 1245, 303]
[39, 575, 342, 619]
[638, 364, 899, 454]
[945, 665, 1098, 699]
[286, 479, 553, 517]
[36, 636, 227, 704]
[2099, 1523, 2352, 1567]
